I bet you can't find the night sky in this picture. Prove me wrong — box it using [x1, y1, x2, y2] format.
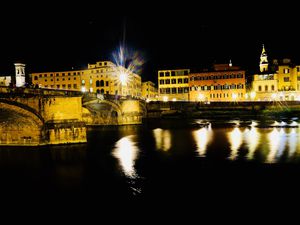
[1, 2, 299, 83]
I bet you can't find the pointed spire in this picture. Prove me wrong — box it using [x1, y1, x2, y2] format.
[262, 44, 266, 54]
[260, 44, 268, 72]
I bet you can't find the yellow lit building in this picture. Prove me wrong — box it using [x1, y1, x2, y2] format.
[158, 69, 190, 101]
[252, 45, 300, 101]
[189, 63, 246, 102]
[142, 81, 158, 101]
[30, 61, 142, 98]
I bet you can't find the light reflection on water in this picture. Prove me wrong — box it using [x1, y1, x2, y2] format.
[245, 127, 260, 160]
[112, 135, 139, 179]
[192, 124, 213, 157]
[153, 128, 172, 151]
[228, 127, 243, 160]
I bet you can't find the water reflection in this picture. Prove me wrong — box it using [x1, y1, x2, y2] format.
[244, 127, 260, 160]
[266, 128, 286, 163]
[193, 124, 213, 157]
[228, 127, 243, 160]
[288, 128, 297, 158]
[153, 128, 172, 151]
[112, 135, 139, 178]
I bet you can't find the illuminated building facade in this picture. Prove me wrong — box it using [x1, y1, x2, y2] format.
[189, 63, 246, 102]
[0, 76, 11, 86]
[252, 46, 300, 101]
[142, 81, 158, 101]
[30, 61, 142, 98]
[158, 69, 190, 101]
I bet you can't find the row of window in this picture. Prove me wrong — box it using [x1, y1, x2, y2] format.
[44, 84, 78, 89]
[159, 87, 189, 94]
[159, 78, 189, 85]
[208, 93, 243, 99]
[257, 85, 275, 92]
[159, 71, 189, 77]
[190, 84, 244, 91]
[191, 73, 244, 81]
[37, 72, 82, 78]
[34, 77, 77, 81]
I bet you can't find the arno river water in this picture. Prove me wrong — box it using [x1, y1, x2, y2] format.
[1, 118, 300, 205]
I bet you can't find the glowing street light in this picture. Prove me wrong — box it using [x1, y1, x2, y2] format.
[198, 93, 204, 101]
[271, 93, 277, 100]
[232, 93, 237, 100]
[119, 71, 128, 86]
[163, 96, 168, 102]
[250, 91, 256, 100]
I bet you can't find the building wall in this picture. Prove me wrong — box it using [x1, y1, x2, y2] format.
[252, 64, 300, 101]
[30, 61, 142, 98]
[189, 69, 246, 102]
[0, 76, 11, 86]
[158, 69, 190, 101]
[142, 81, 158, 100]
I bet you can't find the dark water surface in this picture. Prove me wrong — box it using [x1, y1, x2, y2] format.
[1, 118, 300, 210]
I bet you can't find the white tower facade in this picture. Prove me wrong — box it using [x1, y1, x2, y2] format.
[14, 63, 26, 87]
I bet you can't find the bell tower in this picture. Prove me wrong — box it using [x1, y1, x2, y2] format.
[14, 63, 26, 87]
[259, 44, 268, 72]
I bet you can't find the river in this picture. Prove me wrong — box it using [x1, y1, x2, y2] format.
[1, 118, 300, 206]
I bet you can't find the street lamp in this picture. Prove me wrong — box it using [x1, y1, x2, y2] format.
[250, 91, 256, 101]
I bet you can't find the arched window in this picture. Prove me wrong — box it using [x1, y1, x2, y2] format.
[258, 86, 262, 91]
[271, 85, 275, 91]
[97, 89, 100, 94]
[265, 85, 268, 91]
[100, 80, 104, 87]
[100, 89, 104, 94]
[96, 80, 100, 87]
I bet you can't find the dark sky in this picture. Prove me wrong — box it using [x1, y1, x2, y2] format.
[1, 2, 298, 83]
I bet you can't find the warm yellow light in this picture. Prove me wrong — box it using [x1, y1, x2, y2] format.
[228, 127, 243, 160]
[250, 91, 256, 100]
[146, 98, 150, 103]
[81, 87, 86, 92]
[198, 93, 204, 101]
[172, 98, 177, 102]
[271, 93, 277, 100]
[153, 128, 171, 151]
[245, 127, 260, 160]
[163, 96, 168, 102]
[112, 135, 139, 178]
[193, 125, 213, 157]
[119, 72, 127, 86]
[232, 93, 237, 100]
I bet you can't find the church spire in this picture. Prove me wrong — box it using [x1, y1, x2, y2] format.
[260, 44, 268, 72]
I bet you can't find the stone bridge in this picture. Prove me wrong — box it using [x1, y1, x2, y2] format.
[82, 93, 146, 125]
[0, 87, 86, 146]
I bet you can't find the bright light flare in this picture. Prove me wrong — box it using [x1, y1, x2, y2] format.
[119, 72, 127, 86]
[250, 91, 256, 100]
[112, 45, 144, 86]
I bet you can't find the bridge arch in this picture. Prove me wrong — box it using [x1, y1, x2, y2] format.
[82, 99, 123, 125]
[0, 101, 44, 145]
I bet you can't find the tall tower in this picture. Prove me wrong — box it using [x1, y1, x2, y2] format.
[14, 63, 26, 87]
[259, 44, 268, 72]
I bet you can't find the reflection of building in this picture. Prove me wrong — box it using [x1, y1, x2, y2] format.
[252, 45, 300, 101]
[30, 61, 142, 98]
[189, 63, 246, 102]
[142, 81, 158, 101]
[158, 69, 190, 101]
